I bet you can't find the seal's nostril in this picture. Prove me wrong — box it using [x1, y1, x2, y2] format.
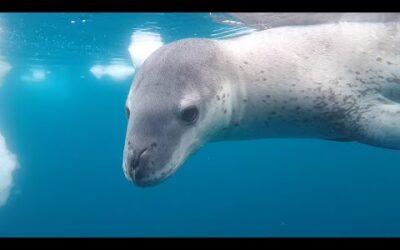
[131, 147, 148, 171]
[128, 143, 156, 181]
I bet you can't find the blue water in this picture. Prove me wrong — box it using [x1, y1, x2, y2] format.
[1, 13, 400, 237]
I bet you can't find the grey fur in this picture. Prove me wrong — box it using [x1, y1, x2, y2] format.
[124, 21, 400, 187]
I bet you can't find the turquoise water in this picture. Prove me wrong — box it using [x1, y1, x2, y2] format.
[1, 13, 400, 237]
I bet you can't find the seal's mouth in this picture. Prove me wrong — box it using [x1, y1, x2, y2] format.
[129, 166, 176, 187]
[123, 162, 177, 187]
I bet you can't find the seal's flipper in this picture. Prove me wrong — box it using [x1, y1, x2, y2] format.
[356, 102, 400, 150]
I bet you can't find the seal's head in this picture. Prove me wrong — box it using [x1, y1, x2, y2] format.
[123, 39, 238, 187]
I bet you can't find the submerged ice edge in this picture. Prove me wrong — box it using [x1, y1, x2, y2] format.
[90, 64, 135, 81]
[89, 30, 163, 82]
[0, 45, 16, 207]
[0, 133, 18, 207]
[128, 30, 164, 68]
[21, 68, 51, 83]
[0, 60, 11, 87]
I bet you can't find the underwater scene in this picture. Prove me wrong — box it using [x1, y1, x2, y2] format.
[1, 13, 400, 237]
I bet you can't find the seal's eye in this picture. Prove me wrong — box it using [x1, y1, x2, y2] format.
[125, 106, 130, 119]
[180, 105, 199, 124]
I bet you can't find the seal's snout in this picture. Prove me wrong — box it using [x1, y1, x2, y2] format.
[124, 142, 159, 186]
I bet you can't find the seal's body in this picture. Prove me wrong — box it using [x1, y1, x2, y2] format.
[215, 22, 400, 146]
[124, 22, 400, 186]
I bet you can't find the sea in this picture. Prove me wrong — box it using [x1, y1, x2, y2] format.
[0, 13, 400, 237]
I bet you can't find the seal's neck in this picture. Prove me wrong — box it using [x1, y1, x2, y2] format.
[212, 29, 327, 141]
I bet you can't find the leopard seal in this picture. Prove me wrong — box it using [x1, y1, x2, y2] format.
[123, 21, 400, 186]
